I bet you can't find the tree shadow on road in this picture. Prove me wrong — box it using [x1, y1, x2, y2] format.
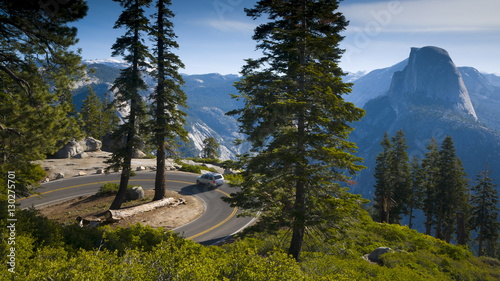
[179, 184, 217, 196]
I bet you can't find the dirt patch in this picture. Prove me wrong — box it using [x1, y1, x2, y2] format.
[38, 151, 159, 180]
[39, 189, 204, 230]
[37, 153, 205, 230]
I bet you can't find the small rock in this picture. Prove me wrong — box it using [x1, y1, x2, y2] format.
[136, 166, 146, 171]
[127, 186, 145, 201]
[78, 171, 88, 176]
[181, 159, 197, 166]
[73, 152, 89, 159]
[96, 169, 104, 174]
[55, 173, 65, 179]
[224, 168, 240, 175]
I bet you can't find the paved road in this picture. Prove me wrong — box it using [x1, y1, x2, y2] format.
[18, 171, 256, 245]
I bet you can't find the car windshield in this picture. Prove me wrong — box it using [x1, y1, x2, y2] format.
[214, 175, 223, 179]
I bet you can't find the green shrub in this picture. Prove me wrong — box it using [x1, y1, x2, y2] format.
[179, 163, 202, 174]
[101, 224, 179, 255]
[96, 183, 137, 196]
[187, 157, 220, 164]
[224, 173, 242, 184]
[97, 183, 120, 195]
[142, 153, 156, 159]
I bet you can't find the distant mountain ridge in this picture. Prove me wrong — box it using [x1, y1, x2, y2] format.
[73, 62, 245, 160]
[347, 46, 500, 201]
[74, 50, 500, 180]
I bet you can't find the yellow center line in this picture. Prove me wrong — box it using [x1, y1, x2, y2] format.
[18, 178, 238, 240]
[186, 189, 238, 240]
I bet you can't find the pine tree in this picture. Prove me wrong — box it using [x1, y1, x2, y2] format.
[149, 0, 187, 201]
[373, 133, 393, 223]
[389, 130, 411, 223]
[0, 0, 87, 196]
[469, 168, 499, 256]
[81, 87, 120, 140]
[422, 138, 440, 235]
[435, 136, 469, 243]
[373, 130, 411, 224]
[81, 86, 105, 138]
[107, 0, 152, 210]
[226, 0, 364, 261]
[202, 137, 220, 159]
[102, 92, 120, 137]
[408, 156, 425, 229]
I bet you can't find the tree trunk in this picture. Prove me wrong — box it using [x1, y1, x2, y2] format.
[110, 165, 131, 210]
[408, 206, 414, 229]
[477, 223, 484, 256]
[425, 213, 433, 235]
[106, 197, 183, 221]
[289, 177, 306, 261]
[153, 0, 167, 201]
[110, 5, 141, 210]
[456, 212, 466, 245]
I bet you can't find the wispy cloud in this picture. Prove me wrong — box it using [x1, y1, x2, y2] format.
[206, 19, 256, 33]
[341, 0, 500, 33]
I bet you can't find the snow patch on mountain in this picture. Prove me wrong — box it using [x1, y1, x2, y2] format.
[83, 58, 129, 69]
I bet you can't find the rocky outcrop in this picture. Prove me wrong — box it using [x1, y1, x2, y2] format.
[388, 46, 477, 120]
[367, 247, 393, 264]
[54, 137, 102, 158]
[84, 137, 102, 152]
[54, 140, 84, 159]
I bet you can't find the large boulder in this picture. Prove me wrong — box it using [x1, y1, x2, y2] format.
[367, 247, 393, 263]
[84, 137, 102, 152]
[54, 140, 85, 158]
[53, 137, 102, 158]
[132, 149, 146, 159]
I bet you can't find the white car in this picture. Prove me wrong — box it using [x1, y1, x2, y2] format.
[196, 172, 225, 187]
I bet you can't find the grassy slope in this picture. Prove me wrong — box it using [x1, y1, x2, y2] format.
[2, 198, 500, 280]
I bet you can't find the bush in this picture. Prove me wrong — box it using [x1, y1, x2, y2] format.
[96, 183, 139, 196]
[142, 153, 156, 159]
[97, 183, 121, 195]
[224, 173, 243, 184]
[179, 163, 202, 174]
[187, 157, 220, 165]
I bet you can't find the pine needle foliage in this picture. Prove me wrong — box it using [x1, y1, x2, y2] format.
[0, 0, 87, 197]
[226, 0, 365, 260]
[148, 0, 187, 201]
[107, 0, 153, 210]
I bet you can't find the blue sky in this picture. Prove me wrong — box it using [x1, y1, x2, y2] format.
[73, 0, 500, 75]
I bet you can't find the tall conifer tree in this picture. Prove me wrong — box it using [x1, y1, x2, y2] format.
[226, 0, 364, 261]
[408, 156, 425, 229]
[81, 86, 105, 138]
[202, 137, 220, 159]
[469, 168, 499, 256]
[373, 130, 411, 224]
[422, 138, 440, 235]
[373, 133, 393, 223]
[389, 130, 411, 223]
[0, 0, 87, 196]
[149, 0, 187, 201]
[436, 136, 469, 242]
[107, 0, 152, 210]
